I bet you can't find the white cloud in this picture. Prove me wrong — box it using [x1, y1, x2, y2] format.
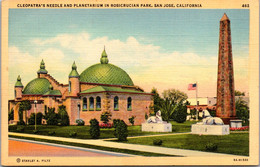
[8, 32, 248, 99]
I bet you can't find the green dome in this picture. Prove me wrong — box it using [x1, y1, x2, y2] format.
[80, 63, 134, 86]
[80, 49, 134, 86]
[69, 61, 79, 78]
[15, 75, 23, 87]
[23, 78, 51, 95]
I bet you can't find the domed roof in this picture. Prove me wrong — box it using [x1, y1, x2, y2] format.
[15, 75, 23, 87]
[80, 49, 134, 86]
[23, 78, 51, 95]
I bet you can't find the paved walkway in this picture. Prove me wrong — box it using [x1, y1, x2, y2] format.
[102, 132, 191, 140]
[9, 132, 247, 157]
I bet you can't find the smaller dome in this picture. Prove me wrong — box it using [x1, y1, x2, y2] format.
[69, 61, 79, 78]
[100, 48, 109, 64]
[23, 78, 51, 95]
[15, 75, 23, 87]
[37, 59, 48, 74]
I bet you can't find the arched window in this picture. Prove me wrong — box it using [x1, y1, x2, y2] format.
[14, 90, 16, 98]
[83, 97, 87, 110]
[96, 96, 101, 111]
[127, 97, 132, 111]
[114, 96, 119, 110]
[69, 81, 71, 92]
[89, 97, 94, 111]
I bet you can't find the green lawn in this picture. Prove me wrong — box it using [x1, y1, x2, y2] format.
[9, 135, 175, 157]
[170, 120, 198, 132]
[9, 121, 197, 139]
[9, 122, 249, 156]
[122, 133, 249, 156]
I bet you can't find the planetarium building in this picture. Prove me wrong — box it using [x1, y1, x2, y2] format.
[9, 49, 153, 125]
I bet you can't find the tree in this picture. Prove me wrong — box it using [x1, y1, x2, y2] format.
[206, 108, 216, 117]
[235, 97, 249, 125]
[19, 100, 32, 125]
[114, 120, 128, 141]
[151, 88, 162, 114]
[100, 111, 112, 124]
[128, 116, 136, 126]
[190, 108, 197, 119]
[235, 90, 245, 96]
[57, 105, 70, 126]
[159, 98, 176, 122]
[159, 89, 188, 122]
[89, 119, 100, 139]
[18, 107, 25, 125]
[28, 112, 43, 125]
[45, 107, 58, 125]
[172, 104, 187, 123]
[162, 89, 188, 103]
[8, 108, 14, 122]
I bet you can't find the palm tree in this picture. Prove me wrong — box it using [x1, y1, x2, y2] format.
[159, 98, 177, 122]
[19, 100, 32, 125]
[235, 97, 249, 125]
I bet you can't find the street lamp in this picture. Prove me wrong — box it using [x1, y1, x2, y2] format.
[34, 100, 37, 130]
[196, 101, 199, 121]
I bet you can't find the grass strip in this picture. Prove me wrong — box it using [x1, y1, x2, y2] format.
[122, 133, 249, 156]
[9, 135, 178, 157]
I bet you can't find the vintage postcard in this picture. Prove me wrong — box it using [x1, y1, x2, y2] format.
[1, 0, 259, 166]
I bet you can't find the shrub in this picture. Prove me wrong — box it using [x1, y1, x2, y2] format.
[76, 119, 85, 126]
[189, 109, 197, 119]
[8, 108, 14, 121]
[205, 143, 218, 152]
[89, 119, 100, 139]
[128, 116, 136, 126]
[145, 113, 148, 120]
[153, 139, 163, 146]
[18, 110, 24, 125]
[28, 112, 43, 125]
[17, 120, 25, 125]
[100, 111, 112, 124]
[57, 105, 70, 126]
[114, 120, 128, 141]
[113, 119, 120, 128]
[207, 108, 216, 117]
[46, 107, 58, 125]
[28, 114, 35, 125]
[172, 106, 187, 123]
[16, 126, 25, 132]
[48, 131, 56, 136]
[69, 132, 77, 137]
[33, 130, 39, 134]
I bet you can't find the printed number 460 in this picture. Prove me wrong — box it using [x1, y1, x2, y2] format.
[242, 4, 249, 7]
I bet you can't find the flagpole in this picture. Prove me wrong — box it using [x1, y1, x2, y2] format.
[196, 81, 198, 121]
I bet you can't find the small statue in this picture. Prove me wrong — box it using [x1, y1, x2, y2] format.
[196, 116, 224, 125]
[146, 110, 165, 123]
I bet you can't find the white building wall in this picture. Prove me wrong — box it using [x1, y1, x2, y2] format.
[187, 97, 216, 106]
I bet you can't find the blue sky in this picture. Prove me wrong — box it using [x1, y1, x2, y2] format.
[9, 9, 249, 54]
[8, 9, 249, 98]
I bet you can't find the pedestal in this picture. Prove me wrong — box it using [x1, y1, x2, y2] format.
[230, 120, 242, 128]
[191, 124, 230, 135]
[141, 123, 172, 132]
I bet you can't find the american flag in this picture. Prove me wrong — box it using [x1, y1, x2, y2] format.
[188, 83, 197, 90]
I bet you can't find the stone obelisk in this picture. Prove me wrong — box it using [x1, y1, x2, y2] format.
[216, 13, 236, 124]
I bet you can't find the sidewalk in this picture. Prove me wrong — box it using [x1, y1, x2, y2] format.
[9, 132, 247, 157]
[102, 132, 191, 140]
